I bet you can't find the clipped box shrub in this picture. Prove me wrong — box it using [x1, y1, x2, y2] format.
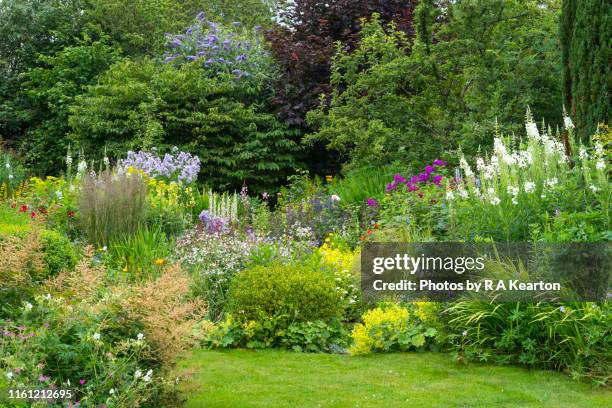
[228, 264, 344, 324]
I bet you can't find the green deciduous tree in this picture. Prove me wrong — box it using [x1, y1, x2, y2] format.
[307, 1, 563, 171]
[69, 59, 299, 192]
[560, 0, 611, 141]
[22, 39, 120, 175]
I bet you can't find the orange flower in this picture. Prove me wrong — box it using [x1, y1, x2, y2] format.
[367, 229, 372, 235]
[359, 235, 366, 241]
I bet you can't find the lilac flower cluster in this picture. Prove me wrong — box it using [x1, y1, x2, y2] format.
[162, 12, 268, 79]
[386, 159, 447, 192]
[198, 210, 228, 234]
[118, 147, 200, 183]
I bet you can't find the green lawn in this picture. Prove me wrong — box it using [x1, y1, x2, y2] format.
[176, 350, 611, 408]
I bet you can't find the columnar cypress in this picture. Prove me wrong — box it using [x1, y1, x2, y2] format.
[560, 0, 611, 141]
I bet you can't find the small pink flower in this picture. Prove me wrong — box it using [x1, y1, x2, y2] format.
[38, 374, 50, 382]
[79, 379, 86, 385]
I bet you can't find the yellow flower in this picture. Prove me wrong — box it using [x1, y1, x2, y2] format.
[325, 175, 333, 182]
[154, 258, 166, 266]
[122, 266, 128, 272]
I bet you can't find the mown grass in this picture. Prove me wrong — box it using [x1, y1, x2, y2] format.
[176, 350, 610, 408]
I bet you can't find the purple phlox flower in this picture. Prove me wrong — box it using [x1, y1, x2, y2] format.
[235, 54, 247, 62]
[393, 173, 407, 184]
[410, 175, 419, 184]
[418, 173, 429, 182]
[195, 11, 206, 21]
[425, 165, 434, 174]
[79, 378, 86, 385]
[433, 159, 447, 167]
[186, 55, 198, 61]
[254, 25, 262, 31]
[407, 184, 419, 192]
[432, 175, 443, 185]
[367, 197, 378, 207]
[205, 58, 215, 66]
[386, 182, 397, 192]
[208, 35, 218, 44]
[222, 39, 232, 45]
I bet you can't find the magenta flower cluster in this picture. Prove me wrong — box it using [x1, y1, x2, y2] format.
[162, 11, 264, 79]
[386, 160, 447, 192]
[119, 146, 200, 183]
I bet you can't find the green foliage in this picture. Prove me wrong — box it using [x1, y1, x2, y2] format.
[327, 165, 404, 208]
[308, 2, 563, 170]
[198, 315, 350, 353]
[106, 226, 171, 281]
[560, 0, 611, 141]
[88, 0, 274, 56]
[0, 152, 27, 197]
[0, 0, 88, 139]
[40, 230, 78, 278]
[0, 293, 173, 406]
[21, 39, 120, 175]
[446, 301, 612, 385]
[350, 302, 441, 355]
[228, 264, 344, 324]
[70, 59, 299, 192]
[449, 116, 609, 242]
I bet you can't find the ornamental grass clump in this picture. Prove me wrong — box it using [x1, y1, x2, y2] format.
[79, 169, 147, 246]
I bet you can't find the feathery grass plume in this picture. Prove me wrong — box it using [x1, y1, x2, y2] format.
[78, 168, 147, 246]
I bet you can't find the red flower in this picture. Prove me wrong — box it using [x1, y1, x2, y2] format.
[10, 202, 16, 208]
[38, 206, 47, 215]
[67, 210, 75, 218]
[30, 211, 37, 219]
[19, 204, 28, 213]
[367, 229, 373, 235]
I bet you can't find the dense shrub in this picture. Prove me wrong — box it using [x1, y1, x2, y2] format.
[40, 229, 78, 277]
[307, 1, 563, 170]
[1, 252, 182, 406]
[446, 301, 612, 385]
[228, 264, 344, 324]
[0, 226, 77, 311]
[70, 58, 299, 193]
[78, 169, 148, 246]
[266, 0, 417, 128]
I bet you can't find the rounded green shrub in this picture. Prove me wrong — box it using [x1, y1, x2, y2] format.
[228, 264, 343, 324]
[40, 229, 78, 278]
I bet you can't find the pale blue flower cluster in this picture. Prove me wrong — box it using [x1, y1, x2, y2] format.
[119, 147, 200, 183]
[162, 12, 269, 79]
